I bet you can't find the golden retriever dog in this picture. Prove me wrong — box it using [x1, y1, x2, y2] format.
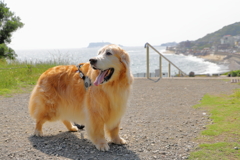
[28, 44, 133, 151]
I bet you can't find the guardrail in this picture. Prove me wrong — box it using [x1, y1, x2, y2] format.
[144, 42, 187, 78]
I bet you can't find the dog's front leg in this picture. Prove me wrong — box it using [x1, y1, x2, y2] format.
[106, 122, 126, 145]
[86, 118, 109, 151]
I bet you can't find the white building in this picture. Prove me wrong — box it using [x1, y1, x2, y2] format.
[220, 35, 240, 48]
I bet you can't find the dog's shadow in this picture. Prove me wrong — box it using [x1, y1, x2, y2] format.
[28, 131, 140, 160]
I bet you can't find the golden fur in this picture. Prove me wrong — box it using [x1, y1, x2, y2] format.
[28, 44, 133, 151]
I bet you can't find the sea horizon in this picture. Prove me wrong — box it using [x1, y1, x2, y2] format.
[13, 46, 230, 76]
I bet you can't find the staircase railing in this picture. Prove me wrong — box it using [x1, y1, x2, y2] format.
[144, 42, 187, 78]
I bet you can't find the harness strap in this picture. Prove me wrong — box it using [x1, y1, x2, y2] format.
[76, 64, 92, 90]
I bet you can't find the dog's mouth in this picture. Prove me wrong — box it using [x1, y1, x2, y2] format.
[94, 68, 114, 86]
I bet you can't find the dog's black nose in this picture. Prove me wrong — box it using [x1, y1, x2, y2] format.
[89, 58, 97, 65]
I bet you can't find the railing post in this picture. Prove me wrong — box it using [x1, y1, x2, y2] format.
[146, 45, 150, 79]
[144, 43, 187, 78]
[159, 56, 162, 78]
[168, 63, 171, 77]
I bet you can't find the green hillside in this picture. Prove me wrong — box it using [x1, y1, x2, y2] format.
[176, 22, 240, 50]
[195, 22, 240, 47]
[196, 22, 240, 42]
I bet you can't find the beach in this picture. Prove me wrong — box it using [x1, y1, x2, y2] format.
[165, 50, 240, 72]
[162, 50, 176, 54]
[197, 54, 226, 61]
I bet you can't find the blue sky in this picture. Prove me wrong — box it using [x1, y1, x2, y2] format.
[5, 0, 240, 49]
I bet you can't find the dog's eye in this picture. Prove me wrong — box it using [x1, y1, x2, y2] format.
[106, 52, 112, 56]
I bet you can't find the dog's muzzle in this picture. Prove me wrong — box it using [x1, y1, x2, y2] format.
[89, 58, 97, 65]
[89, 58, 98, 70]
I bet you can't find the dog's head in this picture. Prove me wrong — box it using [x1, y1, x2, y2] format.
[89, 44, 131, 86]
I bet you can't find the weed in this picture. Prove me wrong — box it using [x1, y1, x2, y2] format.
[189, 90, 240, 159]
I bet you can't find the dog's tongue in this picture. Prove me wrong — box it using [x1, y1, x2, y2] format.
[94, 70, 108, 86]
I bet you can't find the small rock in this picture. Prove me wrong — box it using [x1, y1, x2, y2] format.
[152, 150, 159, 153]
[234, 147, 239, 150]
[159, 151, 166, 155]
[138, 149, 143, 152]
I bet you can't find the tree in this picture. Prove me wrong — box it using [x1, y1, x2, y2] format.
[0, 1, 24, 59]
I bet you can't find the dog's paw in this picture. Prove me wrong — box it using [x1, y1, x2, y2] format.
[95, 142, 110, 151]
[69, 126, 78, 132]
[34, 129, 43, 136]
[111, 137, 127, 145]
[119, 138, 127, 144]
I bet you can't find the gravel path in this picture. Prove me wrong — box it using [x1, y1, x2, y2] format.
[0, 78, 239, 160]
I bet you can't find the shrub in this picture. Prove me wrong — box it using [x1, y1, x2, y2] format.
[223, 70, 240, 77]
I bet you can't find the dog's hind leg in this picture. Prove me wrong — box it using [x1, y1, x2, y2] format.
[34, 119, 46, 136]
[106, 122, 126, 145]
[62, 120, 78, 132]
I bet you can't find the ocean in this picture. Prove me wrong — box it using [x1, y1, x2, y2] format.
[14, 46, 229, 76]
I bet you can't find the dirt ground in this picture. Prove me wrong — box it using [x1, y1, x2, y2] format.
[0, 78, 239, 160]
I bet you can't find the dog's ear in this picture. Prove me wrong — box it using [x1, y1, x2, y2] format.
[120, 50, 133, 84]
[121, 51, 130, 67]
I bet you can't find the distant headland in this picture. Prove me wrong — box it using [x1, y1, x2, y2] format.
[87, 42, 123, 48]
[87, 42, 111, 48]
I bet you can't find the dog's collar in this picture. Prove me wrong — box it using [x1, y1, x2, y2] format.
[76, 64, 92, 90]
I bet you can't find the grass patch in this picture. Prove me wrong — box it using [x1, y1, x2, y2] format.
[189, 90, 240, 160]
[0, 58, 67, 96]
[190, 142, 240, 160]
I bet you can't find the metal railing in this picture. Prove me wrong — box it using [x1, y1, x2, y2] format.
[144, 42, 187, 78]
